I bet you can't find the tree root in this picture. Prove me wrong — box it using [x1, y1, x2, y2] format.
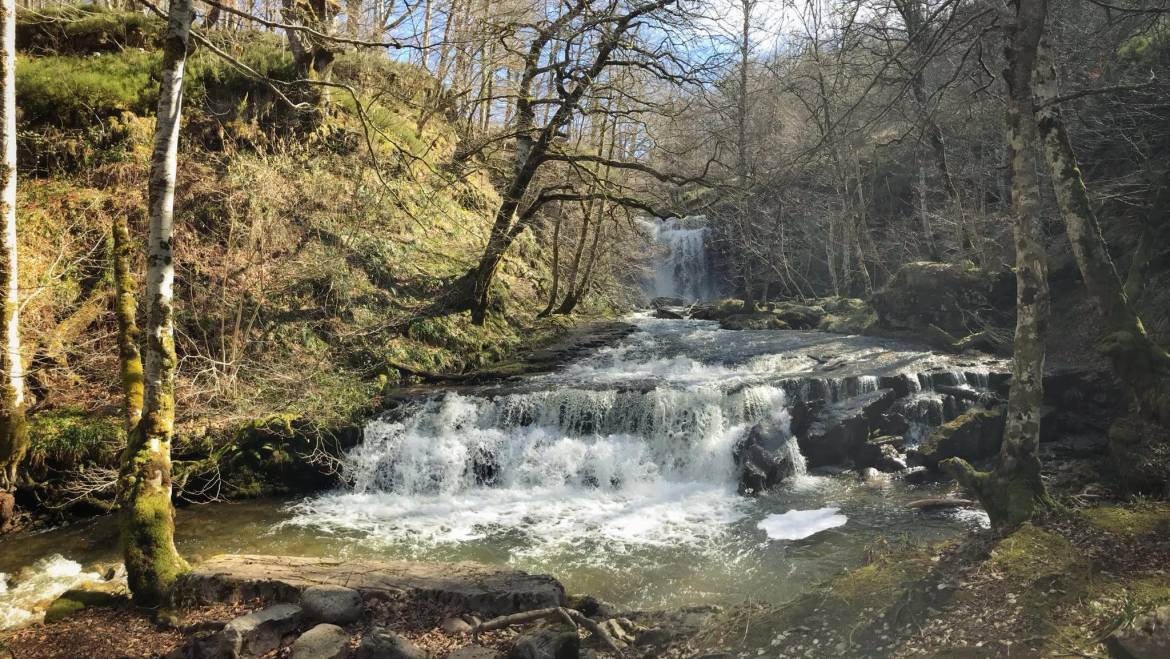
[472, 606, 626, 656]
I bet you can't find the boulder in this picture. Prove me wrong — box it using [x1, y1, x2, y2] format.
[734, 422, 802, 495]
[771, 302, 825, 329]
[653, 307, 686, 320]
[179, 555, 565, 617]
[220, 603, 304, 658]
[357, 628, 429, 659]
[1107, 603, 1170, 659]
[871, 261, 1013, 335]
[301, 584, 363, 625]
[44, 585, 130, 623]
[912, 407, 1006, 469]
[718, 312, 788, 331]
[853, 437, 908, 472]
[689, 299, 746, 321]
[507, 629, 579, 659]
[290, 624, 349, 659]
[815, 297, 877, 334]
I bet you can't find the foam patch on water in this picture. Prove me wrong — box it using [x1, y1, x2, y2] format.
[757, 507, 848, 540]
[0, 555, 102, 630]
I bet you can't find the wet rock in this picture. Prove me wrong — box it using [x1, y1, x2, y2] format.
[357, 628, 429, 659]
[912, 407, 1006, 469]
[506, 628, 579, 659]
[1107, 602, 1170, 659]
[788, 398, 826, 441]
[854, 438, 908, 472]
[735, 422, 801, 495]
[180, 555, 565, 617]
[689, 299, 746, 321]
[719, 312, 788, 331]
[653, 306, 686, 320]
[470, 448, 500, 486]
[221, 603, 304, 658]
[871, 261, 1014, 335]
[876, 411, 910, 437]
[301, 584, 363, 625]
[799, 389, 895, 468]
[290, 624, 349, 659]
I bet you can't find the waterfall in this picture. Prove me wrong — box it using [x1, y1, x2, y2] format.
[643, 216, 718, 301]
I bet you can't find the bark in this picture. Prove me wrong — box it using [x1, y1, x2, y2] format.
[0, 0, 26, 492]
[282, 0, 340, 104]
[1033, 44, 1170, 427]
[941, 0, 1053, 530]
[117, 0, 192, 606]
[113, 213, 144, 433]
[537, 206, 563, 318]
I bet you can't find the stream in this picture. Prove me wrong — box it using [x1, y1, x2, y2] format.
[0, 216, 1002, 628]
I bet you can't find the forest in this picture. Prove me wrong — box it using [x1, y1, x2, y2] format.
[0, 0, 1167, 655]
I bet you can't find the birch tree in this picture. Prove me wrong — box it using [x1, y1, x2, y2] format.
[117, 0, 193, 606]
[0, 0, 27, 495]
[941, 0, 1053, 529]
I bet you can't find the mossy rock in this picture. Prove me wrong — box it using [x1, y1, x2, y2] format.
[914, 407, 1005, 469]
[44, 586, 129, 623]
[814, 297, 877, 334]
[690, 298, 747, 321]
[719, 312, 789, 331]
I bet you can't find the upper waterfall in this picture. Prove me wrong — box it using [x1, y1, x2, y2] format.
[642, 216, 719, 301]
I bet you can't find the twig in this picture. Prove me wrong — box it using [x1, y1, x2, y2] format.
[472, 606, 626, 657]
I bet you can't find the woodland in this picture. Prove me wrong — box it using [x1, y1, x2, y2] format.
[0, 0, 1167, 655]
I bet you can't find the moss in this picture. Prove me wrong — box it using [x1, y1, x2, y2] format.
[1082, 503, 1170, 536]
[987, 523, 1084, 582]
[27, 409, 124, 470]
[17, 51, 159, 126]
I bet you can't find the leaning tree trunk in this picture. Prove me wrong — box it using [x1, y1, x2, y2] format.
[942, 0, 1053, 529]
[1033, 44, 1170, 427]
[0, 0, 26, 495]
[117, 0, 193, 607]
[113, 211, 144, 433]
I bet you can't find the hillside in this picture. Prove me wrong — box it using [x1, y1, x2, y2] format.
[11, 7, 626, 519]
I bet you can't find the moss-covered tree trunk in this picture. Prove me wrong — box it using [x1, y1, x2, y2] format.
[942, 0, 1053, 529]
[1032, 44, 1170, 428]
[113, 212, 144, 433]
[0, 0, 26, 494]
[117, 0, 192, 607]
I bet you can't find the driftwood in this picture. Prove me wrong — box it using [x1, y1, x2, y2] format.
[908, 498, 977, 510]
[472, 606, 626, 656]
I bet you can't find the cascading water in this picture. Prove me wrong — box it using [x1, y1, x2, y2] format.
[642, 215, 719, 301]
[286, 317, 1002, 607]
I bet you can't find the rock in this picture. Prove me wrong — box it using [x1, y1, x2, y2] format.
[301, 584, 363, 625]
[444, 647, 498, 659]
[220, 604, 304, 658]
[290, 624, 349, 659]
[854, 439, 908, 472]
[440, 617, 473, 634]
[44, 585, 130, 623]
[507, 629, 579, 659]
[689, 299, 746, 321]
[718, 312, 788, 330]
[771, 302, 825, 329]
[734, 422, 801, 494]
[165, 630, 224, 659]
[565, 594, 616, 620]
[871, 261, 1014, 335]
[0, 491, 14, 531]
[357, 628, 429, 659]
[815, 297, 877, 334]
[653, 306, 685, 319]
[798, 389, 895, 468]
[179, 555, 565, 617]
[1107, 603, 1170, 659]
[912, 407, 1006, 469]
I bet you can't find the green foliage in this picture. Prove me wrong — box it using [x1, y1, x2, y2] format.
[16, 6, 161, 55]
[27, 409, 124, 470]
[16, 51, 159, 126]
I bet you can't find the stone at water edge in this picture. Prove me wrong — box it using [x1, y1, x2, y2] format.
[507, 628, 579, 659]
[1106, 603, 1170, 659]
[734, 422, 801, 495]
[301, 584, 364, 624]
[290, 624, 350, 659]
[357, 628, 429, 659]
[220, 603, 304, 658]
[912, 407, 1006, 469]
[719, 312, 788, 331]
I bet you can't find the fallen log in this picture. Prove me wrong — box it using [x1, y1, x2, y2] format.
[908, 498, 977, 510]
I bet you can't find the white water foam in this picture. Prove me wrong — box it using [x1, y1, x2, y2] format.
[0, 555, 102, 630]
[757, 507, 848, 541]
